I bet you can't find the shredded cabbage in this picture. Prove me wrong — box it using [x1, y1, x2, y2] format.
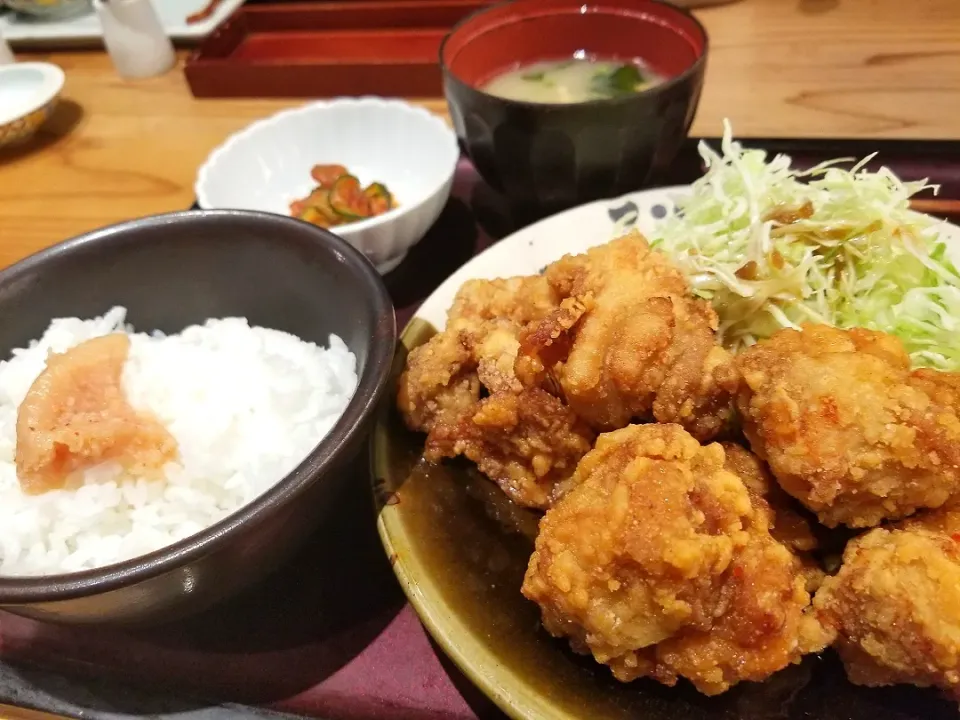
[650, 121, 959, 369]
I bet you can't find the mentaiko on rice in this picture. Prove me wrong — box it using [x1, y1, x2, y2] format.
[0, 307, 358, 577]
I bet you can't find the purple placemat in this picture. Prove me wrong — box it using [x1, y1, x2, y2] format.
[2, 140, 959, 720]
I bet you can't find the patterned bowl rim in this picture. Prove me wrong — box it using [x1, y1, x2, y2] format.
[0, 62, 65, 126]
[193, 96, 460, 239]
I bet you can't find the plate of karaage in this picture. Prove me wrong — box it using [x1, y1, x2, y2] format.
[373, 146, 960, 720]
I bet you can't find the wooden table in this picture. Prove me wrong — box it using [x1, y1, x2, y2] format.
[2, 0, 959, 268]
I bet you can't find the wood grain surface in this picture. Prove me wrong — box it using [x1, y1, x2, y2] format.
[1, 0, 958, 268]
[0, 704, 69, 720]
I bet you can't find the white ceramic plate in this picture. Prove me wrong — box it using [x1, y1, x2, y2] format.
[0, 0, 243, 47]
[376, 186, 960, 720]
[413, 186, 686, 326]
[411, 185, 960, 327]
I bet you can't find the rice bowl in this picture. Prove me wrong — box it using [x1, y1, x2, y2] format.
[0, 306, 358, 577]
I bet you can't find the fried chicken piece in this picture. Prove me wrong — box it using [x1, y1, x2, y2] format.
[656, 526, 830, 694]
[424, 388, 594, 509]
[397, 322, 481, 433]
[813, 507, 960, 700]
[471, 319, 525, 394]
[722, 442, 824, 593]
[522, 424, 830, 695]
[447, 275, 559, 325]
[397, 276, 561, 433]
[539, 232, 740, 441]
[514, 295, 593, 395]
[721, 442, 819, 555]
[737, 324, 960, 528]
[16, 334, 178, 494]
[398, 316, 535, 432]
[451, 276, 563, 396]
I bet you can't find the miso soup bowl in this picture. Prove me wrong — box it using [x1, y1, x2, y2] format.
[440, 0, 708, 220]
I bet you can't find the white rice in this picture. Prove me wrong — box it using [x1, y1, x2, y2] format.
[0, 307, 358, 577]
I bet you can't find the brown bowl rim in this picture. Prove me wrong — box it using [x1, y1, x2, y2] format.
[438, 0, 710, 111]
[0, 209, 397, 603]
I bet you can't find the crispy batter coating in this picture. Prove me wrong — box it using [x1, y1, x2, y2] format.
[396, 320, 481, 433]
[16, 334, 178, 494]
[814, 507, 960, 700]
[398, 234, 741, 506]
[655, 527, 829, 694]
[447, 276, 559, 325]
[472, 319, 524, 395]
[397, 276, 560, 433]
[722, 442, 824, 593]
[424, 388, 594, 509]
[522, 424, 830, 695]
[541, 233, 740, 442]
[737, 324, 960, 528]
[515, 295, 593, 396]
[721, 442, 819, 555]
[397, 276, 598, 507]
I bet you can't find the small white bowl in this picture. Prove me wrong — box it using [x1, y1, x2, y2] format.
[196, 98, 460, 274]
[0, 62, 64, 149]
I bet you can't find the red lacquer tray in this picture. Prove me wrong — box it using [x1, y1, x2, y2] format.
[184, 0, 491, 98]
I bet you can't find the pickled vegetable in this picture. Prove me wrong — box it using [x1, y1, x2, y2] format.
[298, 206, 332, 228]
[330, 175, 371, 221]
[289, 164, 397, 228]
[310, 164, 349, 188]
[364, 182, 393, 215]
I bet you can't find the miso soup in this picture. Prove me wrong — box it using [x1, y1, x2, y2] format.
[481, 58, 665, 104]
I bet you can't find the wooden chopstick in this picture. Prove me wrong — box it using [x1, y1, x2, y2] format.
[910, 197, 960, 218]
[0, 704, 72, 720]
